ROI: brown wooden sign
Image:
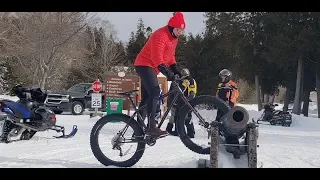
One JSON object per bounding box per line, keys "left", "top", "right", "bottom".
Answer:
{"left": 138, "top": 76, "right": 169, "bottom": 111}
{"left": 158, "top": 76, "right": 169, "bottom": 111}
{"left": 105, "top": 72, "right": 139, "bottom": 112}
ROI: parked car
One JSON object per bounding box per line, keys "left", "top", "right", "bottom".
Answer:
{"left": 44, "top": 83, "right": 106, "bottom": 115}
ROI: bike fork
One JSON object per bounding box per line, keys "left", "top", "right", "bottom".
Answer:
{"left": 181, "top": 96, "right": 209, "bottom": 129}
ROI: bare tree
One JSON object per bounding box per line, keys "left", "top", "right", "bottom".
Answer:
{"left": 0, "top": 12, "right": 97, "bottom": 89}
{"left": 77, "top": 20, "right": 126, "bottom": 82}
{"left": 255, "top": 74, "right": 263, "bottom": 111}
{"left": 292, "top": 57, "right": 303, "bottom": 115}
{"left": 316, "top": 63, "right": 320, "bottom": 118}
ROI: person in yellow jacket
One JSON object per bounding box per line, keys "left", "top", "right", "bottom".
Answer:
{"left": 166, "top": 68, "right": 197, "bottom": 138}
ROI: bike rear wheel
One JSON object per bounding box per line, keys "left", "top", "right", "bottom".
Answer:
{"left": 176, "top": 95, "right": 230, "bottom": 154}
{"left": 90, "top": 113, "right": 146, "bottom": 167}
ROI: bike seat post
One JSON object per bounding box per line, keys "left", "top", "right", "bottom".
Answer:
{"left": 127, "top": 94, "right": 138, "bottom": 110}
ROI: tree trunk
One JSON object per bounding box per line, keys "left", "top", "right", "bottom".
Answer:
{"left": 299, "top": 61, "right": 305, "bottom": 113}
{"left": 271, "top": 94, "right": 276, "bottom": 104}
{"left": 265, "top": 94, "right": 270, "bottom": 104}
{"left": 32, "top": 65, "right": 39, "bottom": 86}
{"left": 40, "top": 71, "right": 48, "bottom": 89}
{"left": 255, "top": 74, "right": 262, "bottom": 111}
{"left": 283, "top": 87, "right": 291, "bottom": 112}
{"left": 292, "top": 58, "right": 303, "bottom": 115}
{"left": 260, "top": 88, "right": 264, "bottom": 103}
{"left": 316, "top": 64, "right": 320, "bottom": 118}
{"left": 302, "top": 89, "right": 310, "bottom": 117}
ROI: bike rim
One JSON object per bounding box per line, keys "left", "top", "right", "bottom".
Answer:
{"left": 182, "top": 104, "right": 224, "bottom": 149}
{"left": 96, "top": 120, "right": 141, "bottom": 163}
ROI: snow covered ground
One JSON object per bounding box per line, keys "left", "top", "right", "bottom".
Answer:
{"left": 0, "top": 95, "right": 320, "bottom": 168}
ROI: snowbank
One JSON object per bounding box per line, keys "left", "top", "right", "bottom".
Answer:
{"left": 0, "top": 95, "right": 19, "bottom": 102}
{"left": 0, "top": 94, "right": 320, "bottom": 168}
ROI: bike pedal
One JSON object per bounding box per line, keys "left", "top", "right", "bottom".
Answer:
{"left": 159, "top": 134, "right": 169, "bottom": 138}
{"left": 146, "top": 134, "right": 169, "bottom": 139}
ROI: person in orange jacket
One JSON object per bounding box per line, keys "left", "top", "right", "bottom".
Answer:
{"left": 215, "top": 69, "right": 241, "bottom": 158}
{"left": 216, "top": 69, "right": 239, "bottom": 114}
{"left": 134, "top": 12, "right": 186, "bottom": 138}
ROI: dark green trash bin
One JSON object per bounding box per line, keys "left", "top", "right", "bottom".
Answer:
{"left": 106, "top": 98, "right": 123, "bottom": 122}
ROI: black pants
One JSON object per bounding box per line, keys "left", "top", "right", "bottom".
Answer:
{"left": 263, "top": 110, "right": 274, "bottom": 121}
{"left": 135, "top": 66, "right": 160, "bottom": 128}
{"left": 167, "top": 82, "right": 184, "bottom": 123}
{"left": 215, "top": 102, "right": 237, "bottom": 144}
{"left": 167, "top": 83, "right": 194, "bottom": 135}
{"left": 216, "top": 101, "right": 234, "bottom": 122}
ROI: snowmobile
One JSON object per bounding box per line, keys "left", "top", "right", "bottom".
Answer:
{"left": 256, "top": 103, "right": 292, "bottom": 127}
{"left": 0, "top": 85, "right": 78, "bottom": 143}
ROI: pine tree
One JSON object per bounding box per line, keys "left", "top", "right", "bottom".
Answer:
{"left": 146, "top": 26, "right": 152, "bottom": 38}
{"left": 126, "top": 31, "right": 137, "bottom": 64}
{"left": 0, "top": 58, "right": 7, "bottom": 94}
{"left": 0, "top": 57, "right": 21, "bottom": 93}
{"left": 126, "top": 18, "right": 148, "bottom": 67}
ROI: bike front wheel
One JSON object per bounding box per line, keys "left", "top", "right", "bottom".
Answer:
{"left": 90, "top": 113, "right": 146, "bottom": 167}
{"left": 176, "top": 95, "right": 230, "bottom": 154}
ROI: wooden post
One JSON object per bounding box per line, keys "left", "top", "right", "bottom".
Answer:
{"left": 247, "top": 122, "right": 258, "bottom": 168}
{"left": 209, "top": 121, "right": 219, "bottom": 168}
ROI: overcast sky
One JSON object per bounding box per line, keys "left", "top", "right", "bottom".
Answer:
{"left": 98, "top": 12, "right": 206, "bottom": 43}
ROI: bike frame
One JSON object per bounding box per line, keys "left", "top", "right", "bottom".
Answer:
{"left": 109, "top": 78, "right": 210, "bottom": 146}
{"left": 124, "top": 79, "right": 207, "bottom": 131}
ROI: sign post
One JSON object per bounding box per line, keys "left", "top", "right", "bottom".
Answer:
{"left": 92, "top": 79, "right": 102, "bottom": 117}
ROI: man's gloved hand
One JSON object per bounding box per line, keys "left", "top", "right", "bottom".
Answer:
{"left": 166, "top": 72, "right": 176, "bottom": 81}
{"left": 158, "top": 64, "right": 176, "bottom": 81}
{"left": 169, "top": 64, "right": 182, "bottom": 78}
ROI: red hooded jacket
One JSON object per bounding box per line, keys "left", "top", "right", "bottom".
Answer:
{"left": 134, "top": 12, "right": 186, "bottom": 74}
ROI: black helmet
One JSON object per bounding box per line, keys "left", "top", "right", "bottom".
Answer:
{"left": 9, "top": 84, "right": 23, "bottom": 96}
{"left": 181, "top": 68, "right": 190, "bottom": 77}
{"left": 219, "top": 69, "right": 232, "bottom": 82}
{"left": 219, "top": 69, "right": 232, "bottom": 77}
{"left": 9, "top": 84, "right": 29, "bottom": 99}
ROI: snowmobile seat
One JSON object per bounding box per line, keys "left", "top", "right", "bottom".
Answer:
{"left": 2, "top": 100, "right": 32, "bottom": 119}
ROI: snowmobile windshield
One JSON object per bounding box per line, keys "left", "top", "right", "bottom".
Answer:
{"left": 67, "top": 84, "right": 91, "bottom": 93}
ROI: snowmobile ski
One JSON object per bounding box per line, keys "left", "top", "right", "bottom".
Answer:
{"left": 54, "top": 125, "right": 78, "bottom": 139}
{"left": 257, "top": 121, "right": 273, "bottom": 125}
{"left": 2, "top": 125, "right": 78, "bottom": 143}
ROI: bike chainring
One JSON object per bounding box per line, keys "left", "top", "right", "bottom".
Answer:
{"left": 145, "top": 136, "right": 156, "bottom": 146}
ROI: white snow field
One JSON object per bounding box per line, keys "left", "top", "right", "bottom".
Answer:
{"left": 0, "top": 95, "right": 319, "bottom": 168}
